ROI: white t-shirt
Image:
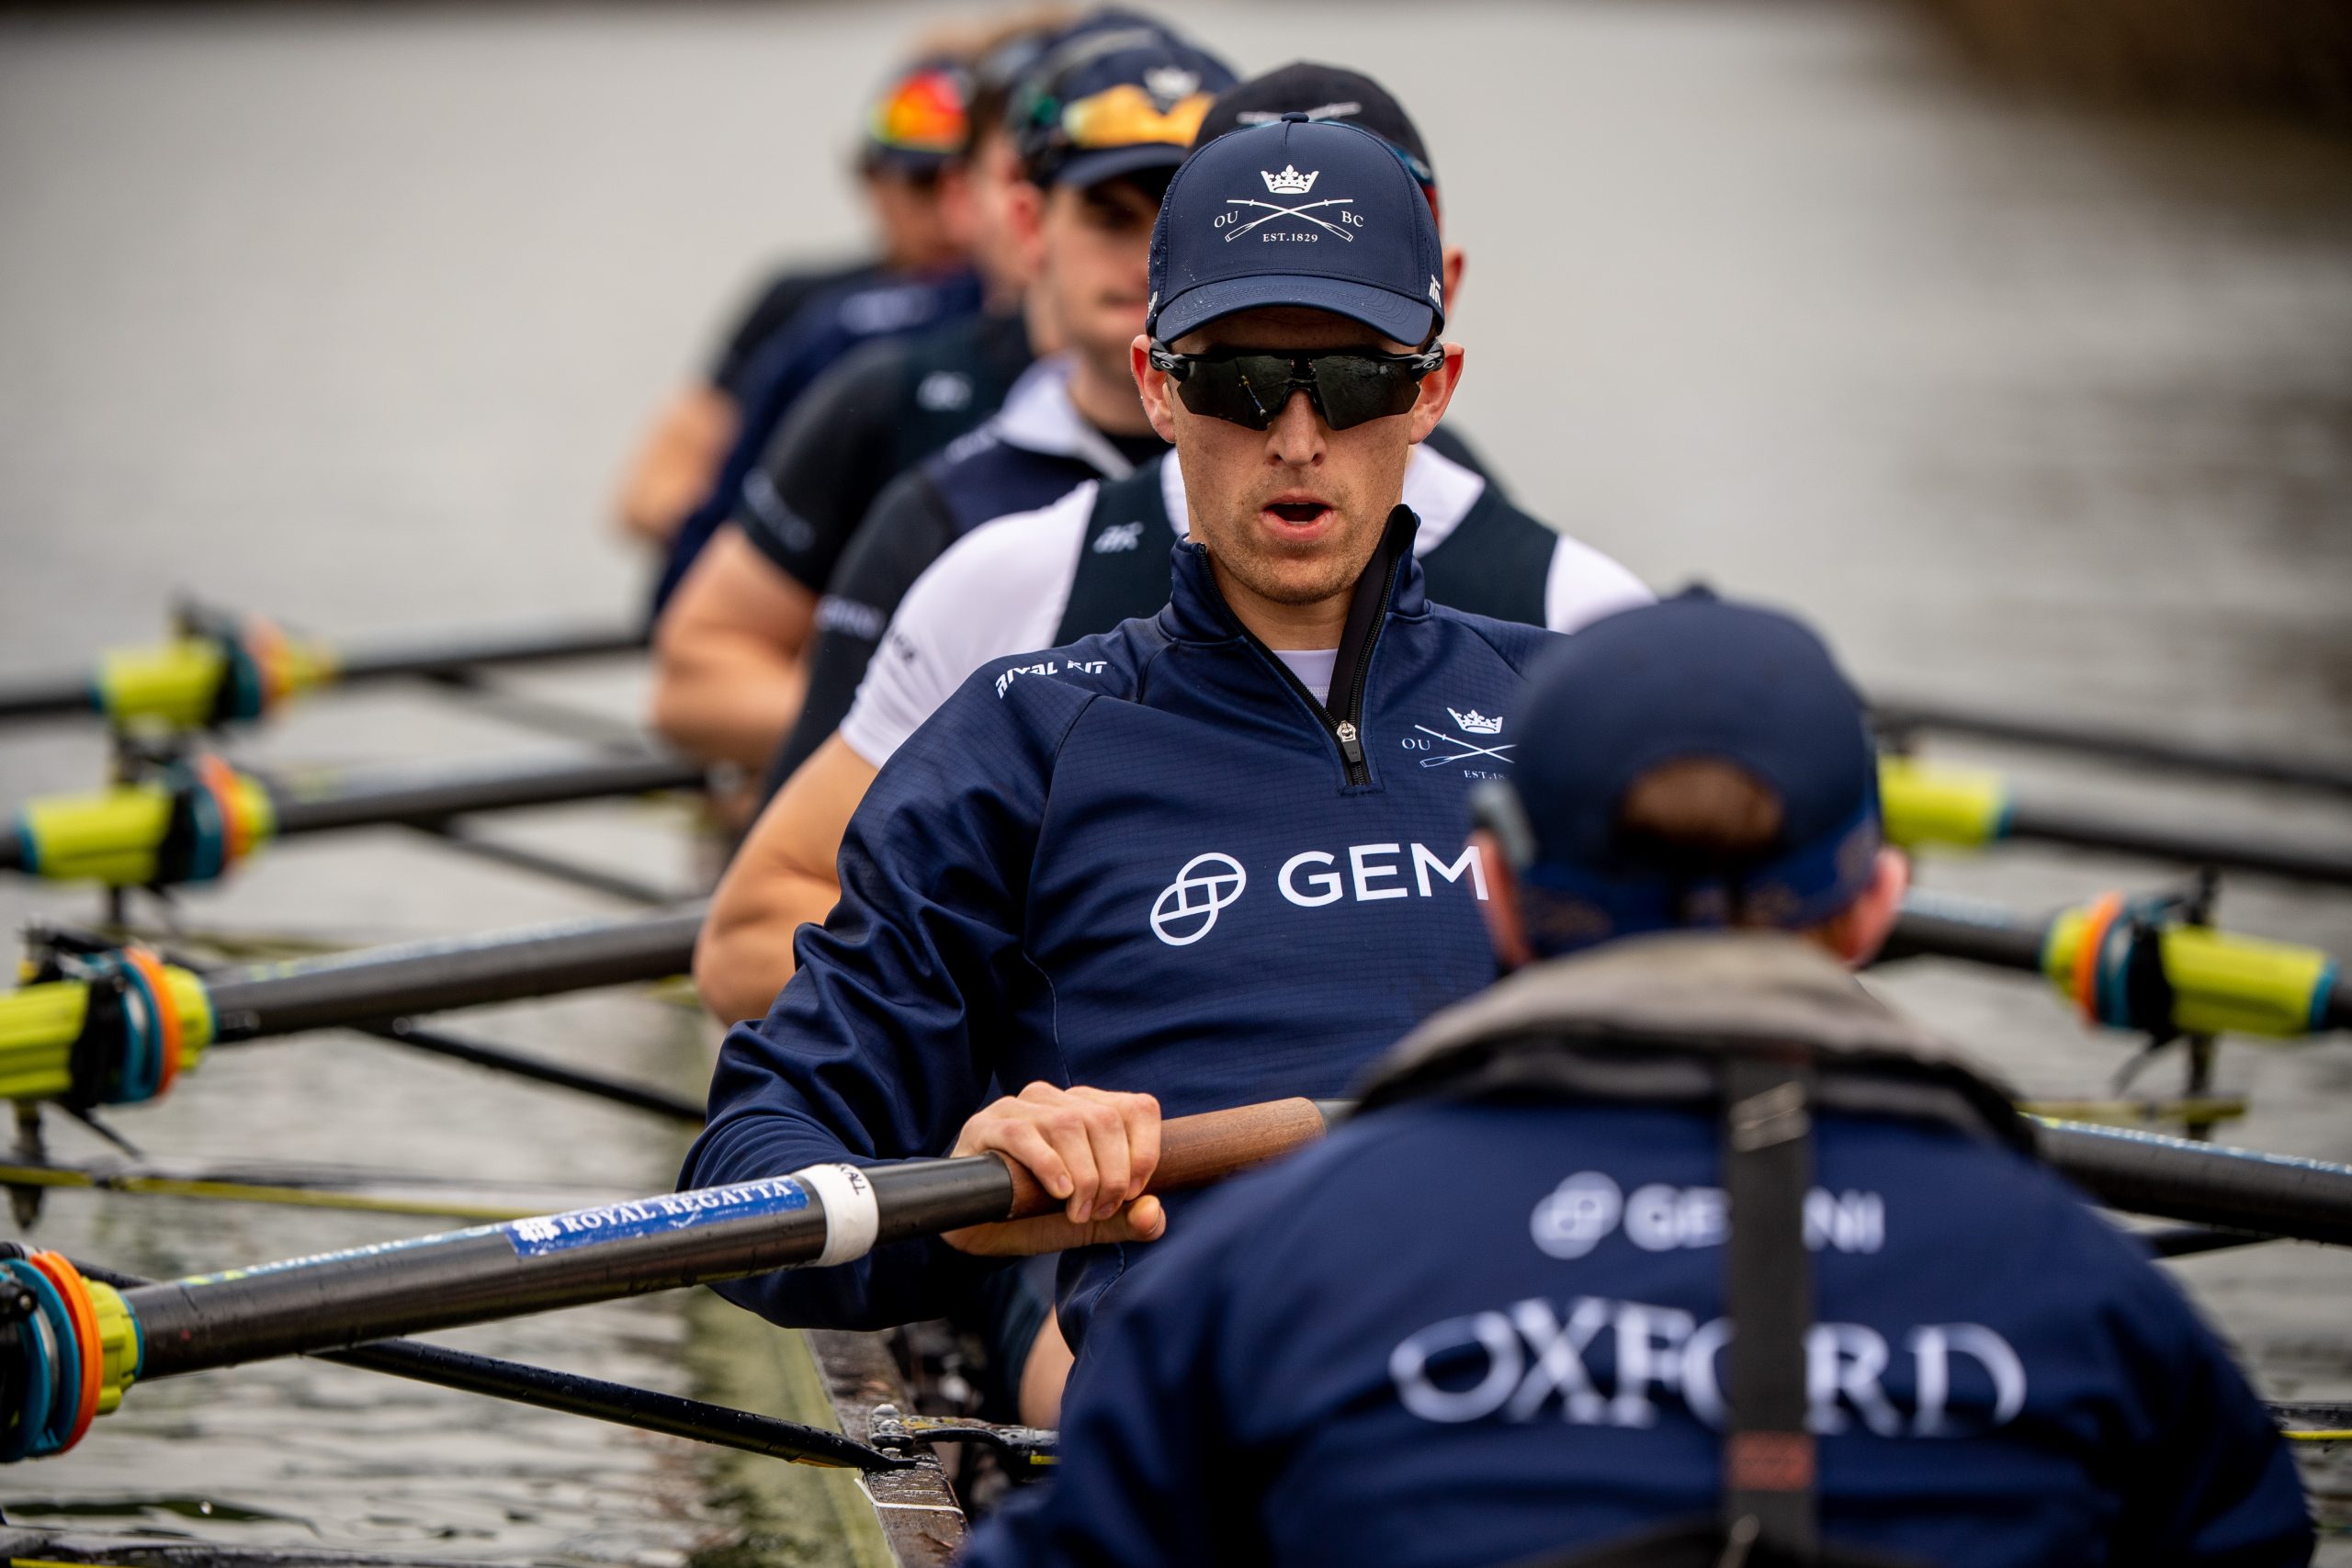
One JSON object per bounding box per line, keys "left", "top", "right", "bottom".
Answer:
{"left": 840, "top": 445, "right": 1651, "bottom": 767}
{"left": 1272, "top": 648, "right": 1340, "bottom": 705}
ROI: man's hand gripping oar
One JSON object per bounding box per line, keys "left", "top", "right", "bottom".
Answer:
{"left": 12, "top": 1093, "right": 2352, "bottom": 1462}
{"left": 941, "top": 1083, "right": 1171, "bottom": 1254}
{"left": 0, "top": 1097, "right": 1335, "bottom": 1461}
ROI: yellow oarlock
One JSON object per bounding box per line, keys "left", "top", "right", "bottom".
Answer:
{"left": 0, "top": 966, "right": 213, "bottom": 1103}
{"left": 2041, "top": 900, "right": 2339, "bottom": 1040}
{"left": 13, "top": 769, "right": 276, "bottom": 887}
{"left": 1877, "top": 756, "right": 2014, "bottom": 852}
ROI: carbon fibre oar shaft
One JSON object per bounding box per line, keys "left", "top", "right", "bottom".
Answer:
{"left": 118, "top": 1100, "right": 1333, "bottom": 1381}
{"left": 204, "top": 905, "right": 706, "bottom": 1041}
{"left": 0, "top": 620, "right": 645, "bottom": 728}
{"left": 356, "top": 1019, "right": 704, "bottom": 1123}
{"left": 65, "top": 1258, "right": 899, "bottom": 1472}
{"left": 1871, "top": 698, "right": 2352, "bottom": 799}
{"left": 2000, "top": 801, "right": 2352, "bottom": 888}
{"left": 0, "top": 906, "right": 703, "bottom": 1107}
{"left": 13, "top": 1097, "right": 2351, "bottom": 1461}
{"left": 323, "top": 624, "right": 647, "bottom": 685}
{"left": 1879, "top": 758, "right": 2352, "bottom": 889}
{"left": 1881, "top": 899, "right": 2047, "bottom": 973}
{"left": 269, "top": 752, "right": 702, "bottom": 834}
{"left": 2039, "top": 1122, "right": 2352, "bottom": 1245}
{"left": 1, "top": 749, "right": 704, "bottom": 886}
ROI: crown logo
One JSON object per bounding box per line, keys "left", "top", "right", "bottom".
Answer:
{"left": 1261, "top": 164, "right": 1318, "bottom": 196}
{"left": 1448, "top": 707, "right": 1503, "bottom": 736}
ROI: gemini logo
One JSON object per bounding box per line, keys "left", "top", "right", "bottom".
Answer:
{"left": 1148, "top": 842, "right": 1485, "bottom": 947}
{"left": 1150, "top": 852, "right": 1248, "bottom": 946}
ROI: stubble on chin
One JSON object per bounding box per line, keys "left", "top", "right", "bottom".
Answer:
{"left": 1208, "top": 504, "right": 1385, "bottom": 608}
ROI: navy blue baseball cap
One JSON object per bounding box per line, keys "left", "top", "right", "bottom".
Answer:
{"left": 1474, "top": 592, "right": 1883, "bottom": 953}
{"left": 1148, "top": 116, "right": 1447, "bottom": 347}
{"left": 1014, "top": 30, "right": 1236, "bottom": 190}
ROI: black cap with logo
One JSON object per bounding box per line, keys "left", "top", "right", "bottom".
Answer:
{"left": 1190, "top": 62, "right": 1438, "bottom": 196}
{"left": 1148, "top": 116, "right": 1446, "bottom": 347}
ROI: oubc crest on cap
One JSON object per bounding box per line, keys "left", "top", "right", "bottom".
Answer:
{"left": 1148, "top": 117, "right": 1445, "bottom": 346}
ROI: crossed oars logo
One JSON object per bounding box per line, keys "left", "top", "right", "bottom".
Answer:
{"left": 1412, "top": 724, "right": 1516, "bottom": 770}
{"left": 1222, "top": 197, "right": 1358, "bottom": 243}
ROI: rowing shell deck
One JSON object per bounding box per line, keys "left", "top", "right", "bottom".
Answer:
{"left": 807, "top": 1328, "right": 970, "bottom": 1567}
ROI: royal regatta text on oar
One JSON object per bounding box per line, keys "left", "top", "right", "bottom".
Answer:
{"left": 0, "top": 1098, "right": 1334, "bottom": 1459}
{"left": 0, "top": 610, "right": 644, "bottom": 731}
{"left": 7, "top": 1095, "right": 2351, "bottom": 1461}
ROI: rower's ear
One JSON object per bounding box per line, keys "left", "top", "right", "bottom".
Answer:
{"left": 1408, "top": 344, "right": 1464, "bottom": 446}
{"left": 1825, "top": 846, "right": 1911, "bottom": 969}
{"left": 1132, "top": 334, "right": 1182, "bottom": 443}
{"left": 1473, "top": 830, "right": 1535, "bottom": 971}
{"left": 1006, "top": 179, "right": 1049, "bottom": 281}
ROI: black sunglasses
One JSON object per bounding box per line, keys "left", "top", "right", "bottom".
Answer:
{"left": 1148, "top": 344, "right": 1444, "bottom": 433}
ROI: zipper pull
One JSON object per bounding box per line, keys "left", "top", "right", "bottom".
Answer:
{"left": 1334, "top": 720, "right": 1365, "bottom": 769}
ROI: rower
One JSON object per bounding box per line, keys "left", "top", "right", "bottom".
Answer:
{"left": 691, "top": 64, "right": 1650, "bottom": 1023}
{"left": 648, "top": 15, "right": 1224, "bottom": 773}
{"left": 680, "top": 116, "right": 1569, "bottom": 1421}
{"left": 959, "top": 594, "right": 2314, "bottom": 1567}
{"left": 614, "top": 45, "right": 976, "bottom": 564}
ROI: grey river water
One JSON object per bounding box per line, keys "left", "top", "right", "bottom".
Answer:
{"left": 2, "top": 1, "right": 2349, "bottom": 1560}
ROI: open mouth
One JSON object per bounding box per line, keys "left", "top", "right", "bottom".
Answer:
{"left": 1267, "top": 501, "right": 1330, "bottom": 526}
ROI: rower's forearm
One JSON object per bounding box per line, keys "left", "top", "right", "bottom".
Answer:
{"left": 648, "top": 645, "right": 808, "bottom": 773}
{"left": 694, "top": 874, "right": 836, "bottom": 1021}
{"left": 616, "top": 386, "right": 736, "bottom": 545}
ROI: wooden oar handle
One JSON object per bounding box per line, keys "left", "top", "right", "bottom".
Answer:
{"left": 1000, "top": 1097, "right": 1332, "bottom": 1221}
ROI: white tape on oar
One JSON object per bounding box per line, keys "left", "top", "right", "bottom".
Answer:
{"left": 794, "top": 1163, "right": 880, "bottom": 1267}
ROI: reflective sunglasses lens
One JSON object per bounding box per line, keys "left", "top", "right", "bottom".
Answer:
{"left": 1168, "top": 353, "right": 1430, "bottom": 432}
{"left": 1230, "top": 355, "right": 1304, "bottom": 423}
{"left": 1308, "top": 356, "right": 1423, "bottom": 431}
{"left": 1176, "top": 355, "right": 1290, "bottom": 430}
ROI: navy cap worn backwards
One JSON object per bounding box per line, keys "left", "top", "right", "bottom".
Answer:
{"left": 1480, "top": 592, "right": 1882, "bottom": 952}
{"left": 1148, "top": 116, "right": 1446, "bottom": 347}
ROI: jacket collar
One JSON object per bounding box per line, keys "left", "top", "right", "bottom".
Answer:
{"left": 1159, "top": 503, "right": 1430, "bottom": 646}
{"left": 1357, "top": 931, "right": 2030, "bottom": 1148}
{"left": 991, "top": 355, "right": 1145, "bottom": 479}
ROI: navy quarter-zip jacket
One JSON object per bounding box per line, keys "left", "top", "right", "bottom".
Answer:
{"left": 682, "top": 513, "right": 1554, "bottom": 1345}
